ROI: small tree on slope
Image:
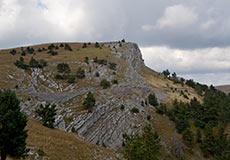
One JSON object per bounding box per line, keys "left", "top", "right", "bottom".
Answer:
{"left": 0, "top": 90, "right": 28, "bottom": 160}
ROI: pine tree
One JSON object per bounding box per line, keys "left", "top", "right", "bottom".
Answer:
{"left": 0, "top": 90, "right": 28, "bottom": 160}
{"left": 83, "top": 92, "right": 96, "bottom": 110}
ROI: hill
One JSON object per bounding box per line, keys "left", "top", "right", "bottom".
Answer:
{"left": 216, "top": 85, "right": 230, "bottom": 94}
{"left": 0, "top": 41, "right": 209, "bottom": 160}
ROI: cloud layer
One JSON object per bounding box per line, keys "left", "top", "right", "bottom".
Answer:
{"left": 1, "top": 0, "right": 230, "bottom": 85}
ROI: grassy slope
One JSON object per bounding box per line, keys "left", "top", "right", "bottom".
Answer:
{"left": 1, "top": 42, "right": 205, "bottom": 160}
{"left": 8, "top": 118, "right": 116, "bottom": 160}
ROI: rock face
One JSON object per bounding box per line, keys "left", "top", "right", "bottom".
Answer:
{"left": 16, "top": 42, "right": 168, "bottom": 151}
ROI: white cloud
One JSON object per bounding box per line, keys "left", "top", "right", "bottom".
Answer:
{"left": 140, "top": 46, "right": 230, "bottom": 85}
{"left": 201, "top": 20, "right": 216, "bottom": 30}
{"left": 156, "top": 4, "right": 198, "bottom": 29}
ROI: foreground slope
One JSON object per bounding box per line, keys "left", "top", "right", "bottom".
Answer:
{"left": 1, "top": 42, "right": 204, "bottom": 159}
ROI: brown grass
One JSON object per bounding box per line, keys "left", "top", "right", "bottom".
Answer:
{"left": 7, "top": 118, "right": 116, "bottom": 160}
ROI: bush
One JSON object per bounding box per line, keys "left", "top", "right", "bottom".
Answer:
{"left": 95, "top": 72, "right": 100, "bottom": 77}
{"left": 35, "top": 103, "right": 56, "bottom": 128}
{"left": 100, "top": 79, "right": 111, "bottom": 89}
{"left": 64, "top": 43, "right": 72, "bottom": 51}
{"left": 95, "top": 42, "right": 100, "bottom": 48}
{"left": 83, "top": 92, "right": 96, "bottom": 110}
{"left": 148, "top": 93, "right": 158, "bottom": 106}
{"left": 82, "top": 43, "right": 87, "bottom": 48}
{"left": 120, "top": 105, "right": 125, "bottom": 110}
{"left": 26, "top": 47, "right": 35, "bottom": 54}
{"left": 47, "top": 50, "right": 58, "bottom": 56}
{"left": 76, "top": 68, "right": 85, "bottom": 79}
{"left": 84, "top": 57, "right": 89, "bottom": 64}
{"left": 9, "top": 49, "right": 17, "bottom": 55}
{"left": 112, "top": 79, "right": 118, "bottom": 84}
{"left": 156, "top": 103, "right": 167, "bottom": 115}
{"left": 109, "top": 62, "right": 117, "bottom": 70}
{"left": 55, "top": 74, "right": 71, "bottom": 80}
{"left": 121, "top": 39, "right": 125, "bottom": 43}
{"left": 14, "top": 57, "right": 29, "bottom": 70}
{"left": 147, "top": 115, "right": 151, "bottom": 121}
{"left": 48, "top": 44, "right": 55, "bottom": 50}
{"left": 123, "top": 124, "right": 161, "bottom": 160}
{"left": 130, "top": 107, "right": 139, "bottom": 114}
{"left": 67, "top": 75, "right": 76, "bottom": 83}
{"left": 57, "top": 63, "right": 71, "bottom": 73}
{"left": 60, "top": 43, "right": 64, "bottom": 47}
{"left": 182, "top": 129, "right": 195, "bottom": 148}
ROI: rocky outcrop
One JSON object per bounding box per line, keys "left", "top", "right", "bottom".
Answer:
{"left": 15, "top": 42, "right": 168, "bottom": 151}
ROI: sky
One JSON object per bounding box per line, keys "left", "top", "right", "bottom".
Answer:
{"left": 0, "top": 0, "right": 230, "bottom": 85}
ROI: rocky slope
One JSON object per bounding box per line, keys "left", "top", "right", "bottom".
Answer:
{"left": 0, "top": 42, "right": 203, "bottom": 159}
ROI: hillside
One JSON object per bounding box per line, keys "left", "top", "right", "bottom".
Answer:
{"left": 216, "top": 85, "right": 230, "bottom": 94}
{"left": 0, "top": 41, "right": 206, "bottom": 160}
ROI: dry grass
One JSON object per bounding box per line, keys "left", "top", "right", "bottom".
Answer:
{"left": 7, "top": 118, "right": 116, "bottom": 160}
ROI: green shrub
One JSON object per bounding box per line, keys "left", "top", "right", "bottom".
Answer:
{"left": 67, "top": 75, "right": 76, "bottom": 83}
{"left": 9, "top": 49, "right": 17, "bottom": 55}
{"left": 147, "top": 115, "right": 151, "bottom": 121}
{"left": 48, "top": 44, "right": 55, "bottom": 50}
{"left": 60, "top": 43, "right": 64, "bottom": 47}
{"left": 47, "top": 50, "right": 58, "bottom": 55}
{"left": 82, "top": 43, "right": 87, "bottom": 48}
{"left": 182, "top": 129, "right": 195, "bottom": 148}
{"left": 35, "top": 104, "right": 56, "bottom": 128}
{"left": 83, "top": 92, "right": 96, "bottom": 110}
{"left": 156, "top": 103, "right": 167, "bottom": 115}
{"left": 112, "top": 79, "right": 118, "bottom": 84}
{"left": 76, "top": 68, "right": 85, "bottom": 79}
{"left": 130, "top": 107, "right": 139, "bottom": 114}
{"left": 123, "top": 124, "right": 161, "bottom": 160}
{"left": 100, "top": 79, "right": 111, "bottom": 89}
{"left": 64, "top": 43, "right": 73, "bottom": 51}
{"left": 37, "top": 148, "right": 45, "bottom": 157}
{"left": 109, "top": 62, "right": 117, "bottom": 70}
{"left": 57, "top": 63, "right": 71, "bottom": 73}
{"left": 95, "top": 72, "right": 100, "bottom": 77}
{"left": 84, "top": 57, "right": 89, "bottom": 64}
{"left": 95, "top": 42, "right": 100, "bottom": 48}
{"left": 120, "top": 105, "right": 125, "bottom": 110}
{"left": 148, "top": 93, "right": 158, "bottom": 106}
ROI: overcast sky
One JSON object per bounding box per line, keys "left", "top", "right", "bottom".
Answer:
{"left": 1, "top": 0, "right": 230, "bottom": 85}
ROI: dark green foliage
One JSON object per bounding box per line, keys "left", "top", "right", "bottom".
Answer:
{"left": 98, "top": 59, "right": 107, "bottom": 65}
{"left": 37, "top": 48, "right": 43, "bottom": 52}
{"left": 35, "top": 103, "right": 56, "bottom": 128}
{"left": 196, "top": 128, "right": 202, "bottom": 143}
{"left": 121, "top": 39, "right": 125, "bottom": 43}
{"left": 29, "top": 57, "right": 39, "bottom": 68}
{"left": 182, "top": 129, "right": 195, "bottom": 147}
{"left": 67, "top": 75, "right": 76, "bottom": 83}
{"left": 120, "top": 105, "right": 125, "bottom": 110}
{"left": 88, "top": 42, "right": 91, "bottom": 45}
{"left": 55, "top": 74, "right": 71, "bottom": 80}
{"left": 82, "top": 43, "right": 87, "bottom": 48}
{"left": 14, "top": 57, "right": 29, "bottom": 70}
{"left": 162, "top": 69, "right": 170, "bottom": 77}
{"left": 48, "top": 44, "right": 55, "bottom": 50}
{"left": 147, "top": 115, "right": 151, "bottom": 121}
{"left": 57, "top": 63, "right": 71, "bottom": 73}
{"left": 167, "top": 100, "right": 190, "bottom": 133}
{"left": 84, "top": 57, "right": 89, "bottom": 64}
{"left": 0, "top": 90, "right": 28, "bottom": 160}
{"left": 100, "top": 79, "right": 111, "bottom": 89}
{"left": 156, "top": 103, "right": 167, "bottom": 115}
{"left": 93, "top": 56, "right": 98, "bottom": 63}
{"left": 83, "top": 92, "right": 96, "bottom": 110}
{"left": 60, "top": 43, "right": 64, "bottom": 47}
{"left": 185, "top": 79, "right": 196, "bottom": 88}
{"left": 37, "top": 148, "right": 45, "bottom": 157}
{"left": 47, "top": 49, "right": 58, "bottom": 56}
{"left": 26, "top": 47, "right": 34, "bottom": 54}
{"left": 109, "top": 62, "right": 117, "bottom": 70}
{"left": 123, "top": 124, "right": 161, "bottom": 160}
{"left": 148, "top": 93, "right": 158, "bottom": 106}
{"left": 112, "top": 79, "right": 118, "bottom": 84}
{"left": 29, "top": 57, "right": 47, "bottom": 68}
{"left": 76, "top": 68, "right": 85, "bottom": 79}
{"left": 200, "top": 125, "right": 217, "bottom": 157}
{"left": 95, "top": 42, "right": 100, "bottom": 48}
{"left": 64, "top": 43, "right": 73, "bottom": 51}
{"left": 9, "top": 49, "right": 17, "bottom": 55}
{"left": 95, "top": 72, "right": 100, "bottom": 77}
{"left": 130, "top": 107, "right": 139, "bottom": 114}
